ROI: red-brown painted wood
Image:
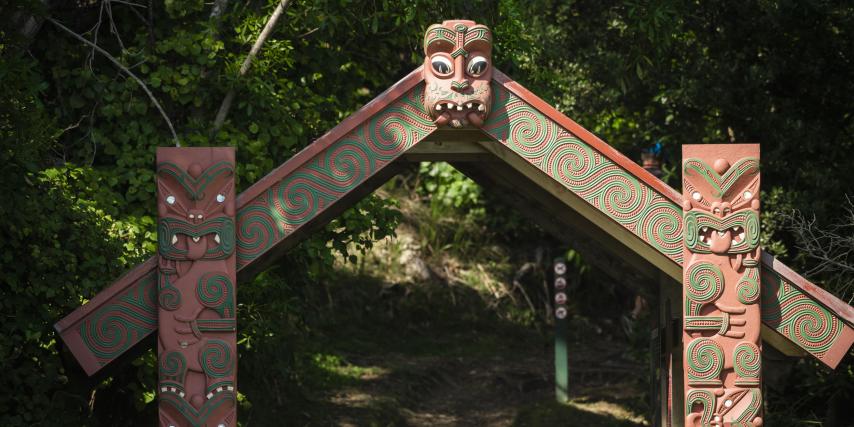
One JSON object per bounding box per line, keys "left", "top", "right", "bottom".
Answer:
{"left": 682, "top": 144, "right": 762, "bottom": 426}
{"left": 55, "top": 68, "right": 854, "bottom": 376}
{"left": 156, "top": 147, "right": 237, "bottom": 426}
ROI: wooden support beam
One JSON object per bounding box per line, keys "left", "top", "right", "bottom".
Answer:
{"left": 156, "top": 147, "right": 237, "bottom": 426}
{"left": 682, "top": 144, "right": 762, "bottom": 426}
{"left": 450, "top": 160, "right": 658, "bottom": 291}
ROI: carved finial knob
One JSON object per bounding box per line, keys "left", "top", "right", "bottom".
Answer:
{"left": 713, "top": 158, "right": 730, "bottom": 174}
{"left": 188, "top": 163, "right": 203, "bottom": 178}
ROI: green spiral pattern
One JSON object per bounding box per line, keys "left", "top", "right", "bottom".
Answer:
{"left": 734, "top": 342, "right": 761, "bottom": 384}
{"left": 235, "top": 85, "right": 435, "bottom": 268}
{"left": 737, "top": 266, "right": 760, "bottom": 304}
{"left": 483, "top": 85, "right": 684, "bottom": 263}
{"left": 200, "top": 339, "right": 233, "bottom": 379}
{"left": 196, "top": 273, "right": 234, "bottom": 318}
{"left": 79, "top": 271, "right": 158, "bottom": 364}
{"left": 236, "top": 202, "right": 278, "bottom": 266}
{"left": 685, "top": 261, "right": 724, "bottom": 305}
{"left": 158, "top": 273, "right": 181, "bottom": 311}
{"left": 686, "top": 337, "right": 723, "bottom": 386}
{"left": 158, "top": 351, "right": 187, "bottom": 383}
{"left": 762, "top": 269, "right": 842, "bottom": 359}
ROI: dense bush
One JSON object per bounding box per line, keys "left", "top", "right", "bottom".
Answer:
{"left": 1, "top": 0, "right": 852, "bottom": 424}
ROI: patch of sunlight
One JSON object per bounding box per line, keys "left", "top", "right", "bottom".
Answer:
{"left": 312, "top": 353, "right": 390, "bottom": 381}
{"left": 569, "top": 399, "right": 649, "bottom": 426}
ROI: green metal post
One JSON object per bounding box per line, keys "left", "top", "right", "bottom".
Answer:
{"left": 553, "top": 258, "right": 569, "bottom": 403}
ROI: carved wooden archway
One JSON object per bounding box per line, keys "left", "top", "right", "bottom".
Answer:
{"left": 55, "top": 20, "right": 854, "bottom": 427}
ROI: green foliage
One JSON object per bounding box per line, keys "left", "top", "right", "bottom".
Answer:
{"left": 0, "top": 48, "right": 134, "bottom": 425}
{"left": 2, "top": 0, "right": 853, "bottom": 424}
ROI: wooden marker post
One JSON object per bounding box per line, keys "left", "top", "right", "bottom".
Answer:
{"left": 681, "top": 144, "right": 762, "bottom": 426}
{"left": 553, "top": 257, "right": 570, "bottom": 403}
{"left": 156, "top": 147, "right": 238, "bottom": 426}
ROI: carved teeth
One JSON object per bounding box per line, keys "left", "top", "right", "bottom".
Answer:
{"left": 466, "top": 103, "right": 473, "bottom": 109}
{"left": 435, "top": 104, "right": 442, "bottom": 111}
{"left": 738, "top": 231, "right": 745, "bottom": 241}
{"left": 214, "top": 234, "right": 220, "bottom": 244}
{"left": 701, "top": 226, "right": 708, "bottom": 233}
{"left": 699, "top": 234, "right": 706, "bottom": 243}
{"left": 171, "top": 235, "right": 178, "bottom": 245}
{"left": 456, "top": 105, "right": 463, "bottom": 111}
{"left": 717, "top": 230, "right": 726, "bottom": 237}
{"left": 478, "top": 104, "right": 485, "bottom": 111}
{"left": 192, "top": 236, "right": 201, "bottom": 243}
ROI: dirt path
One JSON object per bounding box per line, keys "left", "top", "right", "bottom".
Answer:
{"left": 310, "top": 330, "right": 650, "bottom": 426}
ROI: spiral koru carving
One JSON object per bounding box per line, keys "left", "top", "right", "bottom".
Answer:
{"left": 236, "top": 199, "right": 278, "bottom": 268}
{"left": 762, "top": 270, "right": 842, "bottom": 359}
{"left": 235, "top": 85, "right": 435, "bottom": 267}
{"left": 158, "top": 273, "right": 181, "bottom": 311}
{"left": 734, "top": 342, "right": 761, "bottom": 386}
{"left": 483, "top": 85, "right": 684, "bottom": 264}
{"left": 737, "top": 266, "right": 760, "bottom": 305}
{"left": 79, "top": 271, "right": 158, "bottom": 364}
{"left": 200, "top": 339, "right": 234, "bottom": 379}
{"left": 685, "top": 262, "right": 724, "bottom": 305}
{"left": 686, "top": 337, "right": 724, "bottom": 386}
{"left": 158, "top": 351, "right": 187, "bottom": 384}
{"left": 197, "top": 272, "right": 234, "bottom": 318}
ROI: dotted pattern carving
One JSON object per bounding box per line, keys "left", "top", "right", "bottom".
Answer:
{"left": 69, "top": 74, "right": 847, "bottom": 376}
{"left": 235, "top": 85, "right": 435, "bottom": 268}
{"left": 156, "top": 148, "right": 237, "bottom": 427}
{"left": 682, "top": 148, "right": 763, "bottom": 427}
{"left": 482, "top": 85, "right": 684, "bottom": 263}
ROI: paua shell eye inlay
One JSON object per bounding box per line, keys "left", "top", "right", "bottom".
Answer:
{"left": 431, "top": 56, "right": 452, "bottom": 75}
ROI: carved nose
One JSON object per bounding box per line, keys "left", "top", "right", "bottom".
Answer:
{"left": 187, "top": 209, "right": 205, "bottom": 223}
{"left": 451, "top": 80, "right": 470, "bottom": 92}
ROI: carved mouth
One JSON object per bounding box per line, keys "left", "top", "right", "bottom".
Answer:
{"left": 432, "top": 101, "right": 487, "bottom": 128}
{"left": 698, "top": 226, "right": 744, "bottom": 245}
{"left": 434, "top": 101, "right": 486, "bottom": 113}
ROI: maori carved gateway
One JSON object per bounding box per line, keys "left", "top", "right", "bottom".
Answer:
{"left": 682, "top": 145, "right": 762, "bottom": 426}
{"left": 53, "top": 20, "right": 854, "bottom": 424}
{"left": 157, "top": 148, "right": 237, "bottom": 426}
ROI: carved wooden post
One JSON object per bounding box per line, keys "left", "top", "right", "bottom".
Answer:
{"left": 682, "top": 144, "right": 762, "bottom": 426}
{"left": 156, "top": 148, "right": 237, "bottom": 427}
{"left": 552, "top": 257, "right": 570, "bottom": 403}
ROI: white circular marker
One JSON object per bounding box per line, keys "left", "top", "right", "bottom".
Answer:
{"left": 166, "top": 195, "right": 175, "bottom": 205}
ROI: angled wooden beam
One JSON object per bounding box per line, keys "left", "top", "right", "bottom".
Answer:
{"left": 487, "top": 70, "right": 854, "bottom": 368}
{"left": 56, "top": 67, "right": 854, "bottom": 377}
{"left": 55, "top": 67, "right": 436, "bottom": 376}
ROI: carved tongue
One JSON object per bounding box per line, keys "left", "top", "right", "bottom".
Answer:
{"left": 467, "top": 111, "right": 483, "bottom": 127}
{"left": 187, "top": 235, "right": 206, "bottom": 260}
{"left": 709, "top": 229, "right": 732, "bottom": 254}
{"left": 434, "top": 112, "right": 450, "bottom": 126}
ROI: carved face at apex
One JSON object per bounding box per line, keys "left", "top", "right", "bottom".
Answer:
{"left": 423, "top": 20, "right": 493, "bottom": 128}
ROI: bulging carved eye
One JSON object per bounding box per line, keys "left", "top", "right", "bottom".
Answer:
{"left": 431, "top": 56, "right": 452, "bottom": 75}
{"left": 467, "top": 56, "right": 488, "bottom": 76}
